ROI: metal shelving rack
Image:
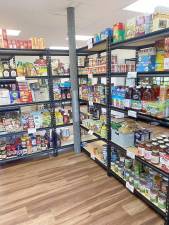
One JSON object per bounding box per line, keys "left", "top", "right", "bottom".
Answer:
{"left": 77, "top": 28, "right": 169, "bottom": 225}
{"left": 0, "top": 48, "right": 73, "bottom": 164}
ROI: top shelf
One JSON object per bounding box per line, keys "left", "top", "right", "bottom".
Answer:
{"left": 77, "top": 28, "right": 169, "bottom": 53}
{"left": 0, "top": 48, "right": 70, "bottom": 57}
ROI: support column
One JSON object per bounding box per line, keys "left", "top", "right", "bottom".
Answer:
{"left": 67, "top": 7, "right": 81, "bottom": 153}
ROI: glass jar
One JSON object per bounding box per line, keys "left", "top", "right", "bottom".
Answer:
{"left": 140, "top": 178, "right": 146, "bottom": 194}
{"left": 150, "top": 189, "right": 158, "bottom": 203}
{"left": 160, "top": 135, "right": 167, "bottom": 139}
{"left": 134, "top": 176, "right": 139, "bottom": 189}
{"left": 125, "top": 158, "right": 132, "bottom": 169}
{"left": 158, "top": 192, "right": 166, "bottom": 210}
{"left": 144, "top": 144, "right": 152, "bottom": 161}
{"left": 151, "top": 138, "right": 157, "bottom": 142}
{"left": 151, "top": 142, "right": 159, "bottom": 153}
{"left": 163, "top": 138, "right": 169, "bottom": 144}
{"left": 157, "top": 140, "right": 165, "bottom": 145}
{"left": 156, "top": 136, "right": 163, "bottom": 141}
{"left": 138, "top": 142, "right": 145, "bottom": 157}
{"left": 151, "top": 151, "right": 160, "bottom": 165}
{"left": 125, "top": 169, "right": 130, "bottom": 182}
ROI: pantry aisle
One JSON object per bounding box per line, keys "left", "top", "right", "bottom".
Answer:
{"left": 0, "top": 152, "right": 164, "bottom": 225}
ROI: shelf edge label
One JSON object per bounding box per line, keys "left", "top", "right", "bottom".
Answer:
{"left": 127, "top": 72, "right": 137, "bottom": 78}
{"left": 89, "top": 101, "right": 93, "bottom": 106}
{"left": 16, "top": 76, "right": 26, "bottom": 82}
{"left": 126, "top": 182, "right": 134, "bottom": 193}
{"left": 88, "top": 130, "right": 94, "bottom": 135}
{"left": 91, "top": 154, "right": 95, "bottom": 160}
{"left": 127, "top": 150, "right": 135, "bottom": 160}
{"left": 87, "top": 38, "right": 93, "bottom": 49}
{"left": 28, "top": 128, "right": 37, "bottom": 134}
{"left": 128, "top": 110, "right": 137, "bottom": 118}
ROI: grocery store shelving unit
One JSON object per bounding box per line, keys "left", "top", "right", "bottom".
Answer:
{"left": 77, "top": 28, "right": 169, "bottom": 225}
{"left": 0, "top": 48, "right": 74, "bottom": 165}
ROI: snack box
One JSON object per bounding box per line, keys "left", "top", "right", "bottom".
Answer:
{"left": 136, "top": 16, "right": 145, "bottom": 36}
{"left": 113, "top": 23, "right": 125, "bottom": 43}
{"left": 0, "top": 29, "right": 8, "bottom": 48}
{"left": 125, "top": 17, "right": 136, "bottom": 39}
{"left": 152, "top": 12, "right": 169, "bottom": 31}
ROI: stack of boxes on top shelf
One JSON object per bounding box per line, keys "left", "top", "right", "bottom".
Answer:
{"left": 0, "top": 28, "right": 45, "bottom": 49}
{"left": 89, "top": 10, "right": 169, "bottom": 45}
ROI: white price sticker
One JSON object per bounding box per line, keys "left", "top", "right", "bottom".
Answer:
{"left": 127, "top": 72, "right": 137, "bottom": 78}
{"left": 28, "top": 128, "right": 37, "bottom": 134}
{"left": 87, "top": 38, "right": 93, "bottom": 49}
{"left": 127, "top": 150, "right": 135, "bottom": 160}
{"left": 126, "top": 182, "right": 134, "bottom": 193}
{"left": 16, "top": 76, "right": 26, "bottom": 82}
{"left": 128, "top": 110, "right": 137, "bottom": 118}
{"left": 88, "top": 130, "right": 94, "bottom": 135}
{"left": 91, "top": 154, "right": 95, "bottom": 160}
{"left": 89, "top": 101, "right": 93, "bottom": 106}
{"left": 88, "top": 73, "right": 93, "bottom": 79}
{"left": 164, "top": 58, "right": 169, "bottom": 70}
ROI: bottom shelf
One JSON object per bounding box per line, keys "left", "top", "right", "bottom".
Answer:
{"left": 0, "top": 148, "right": 55, "bottom": 164}
{"left": 109, "top": 169, "right": 166, "bottom": 218}
{"left": 82, "top": 147, "right": 107, "bottom": 171}
{"left": 0, "top": 144, "right": 74, "bottom": 164}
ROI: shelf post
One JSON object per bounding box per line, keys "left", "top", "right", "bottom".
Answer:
{"left": 106, "top": 36, "right": 112, "bottom": 176}
{"left": 67, "top": 7, "right": 81, "bottom": 153}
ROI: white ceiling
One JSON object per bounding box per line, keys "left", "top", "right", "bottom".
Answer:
{"left": 0, "top": 0, "right": 140, "bottom": 48}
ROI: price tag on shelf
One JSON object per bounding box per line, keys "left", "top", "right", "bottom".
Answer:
{"left": 16, "top": 76, "right": 26, "bottom": 82}
{"left": 28, "top": 128, "right": 37, "bottom": 134}
{"left": 91, "top": 154, "right": 95, "bottom": 160}
{"left": 126, "top": 182, "right": 134, "bottom": 193}
{"left": 87, "top": 38, "right": 93, "bottom": 49}
{"left": 128, "top": 110, "right": 137, "bottom": 118}
{"left": 89, "top": 101, "right": 93, "bottom": 106}
{"left": 127, "top": 150, "right": 135, "bottom": 160}
{"left": 127, "top": 72, "right": 137, "bottom": 78}
{"left": 88, "top": 130, "right": 94, "bottom": 135}
{"left": 88, "top": 73, "right": 93, "bottom": 79}
{"left": 164, "top": 58, "right": 169, "bottom": 70}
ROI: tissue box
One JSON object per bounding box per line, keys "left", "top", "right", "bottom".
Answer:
{"left": 111, "top": 128, "right": 134, "bottom": 148}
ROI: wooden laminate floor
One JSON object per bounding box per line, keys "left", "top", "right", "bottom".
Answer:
{"left": 0, "top": 152, "right": 164, "bottom": 225}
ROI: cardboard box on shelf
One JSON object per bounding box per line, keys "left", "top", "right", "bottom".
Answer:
{"left": 152, "top": 12, "right": 169, "bottom": 31}
{"left": 0, "top": 29, "right": 8, "bottom": 48}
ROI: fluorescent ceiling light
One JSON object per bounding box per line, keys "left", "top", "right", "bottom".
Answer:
{"left": 66, "top": 35, "right": 93, "bottom": 41}
{"left": 6, "top": 29, "right": 21, "bottom": 36}
{"left": 124, "top": 0, "right": 169, "bottom": 14}
{"left": 75, "top": 35, "right": 93, "bottom": 41}
{"left": 49, "top": 46, "right": 69, "bottom": 50}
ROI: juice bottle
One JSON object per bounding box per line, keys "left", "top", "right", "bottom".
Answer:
{"left": 124, "top": 86, "right": 133, "bottom": 108}
{"left": 142, "top": 86, "right": 155, "bottom": 101}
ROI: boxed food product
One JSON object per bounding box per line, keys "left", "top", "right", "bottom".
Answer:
{"left": 136, "top": 16, "right": 146, "bottom": 36}
{"left": 152, "top": 12, "right": 169, "bottom": 31}
{"left": 0, "top": 88, "right": 10, "bottom": 105}
{"left": 137, "top": 47, "right": 156, "bottom": 72}
{"left": 94, "top": 33, "right": 101, "bottom": 43}
{"left": 100, "top": 28, "right": 113, "bottom": 41}
{"left": 125, "top": 18, "right": 136, "bottom": 39}
{"left": 142, "top": 100, "right": 169, "bottom": 118}
{"left": 145, "top": 15, "right": 153, "bottom": 34}
{"left": 113, "top": 23, "right": 125, "bottom": 43}
{"left": 0, "top": 29, "right": 8, "bottom": 48}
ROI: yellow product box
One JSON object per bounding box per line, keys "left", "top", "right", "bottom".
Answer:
{"left": 152, "top": 12, "right": 169, "bottom": 32}
{"left": 125, "top": 18, "right": 136, "bottom": 39}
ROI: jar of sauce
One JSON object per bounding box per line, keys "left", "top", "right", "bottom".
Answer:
{"left": 151, "top": 151, "right": 160, "bottom": 165}
{"left": 152, "top": 142, "right": 159, "bottom": 153}
{"left": 156, "top": 136, "right": 163, "bottom": 141}
{"left": 138, "top": 142, "right": 145, "bottom": 157}
{"left": 144, "top": 144, "right": 152, "bottom": 161}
